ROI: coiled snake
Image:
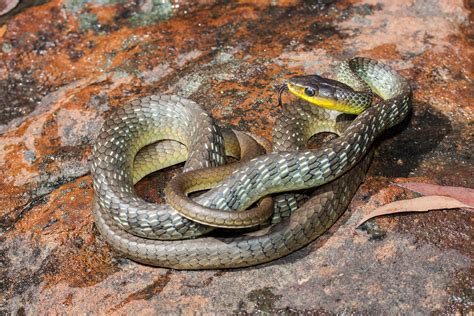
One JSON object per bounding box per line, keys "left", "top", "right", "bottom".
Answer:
{"left": 91, "top": 57, "right": 412, "bottom": 269}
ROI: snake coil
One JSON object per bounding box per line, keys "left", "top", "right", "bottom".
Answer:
{"left": 92, "top": 57, "right": 412, "bottom": 269}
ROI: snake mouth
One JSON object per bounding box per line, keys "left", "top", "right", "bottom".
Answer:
{"left": 278, "top": 83, "right": 289, "bottom": 106}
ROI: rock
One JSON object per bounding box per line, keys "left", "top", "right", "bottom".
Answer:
{"left": 0, "top": 0, "right": 472, "bottom": 314}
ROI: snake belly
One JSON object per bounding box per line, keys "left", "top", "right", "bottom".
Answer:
{"left": 92, "top": 57, "right": 412, "bottom": 269}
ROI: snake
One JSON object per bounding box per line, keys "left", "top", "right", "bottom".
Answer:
{"left": 91, "top": 57, "right": 412, "bottom": 269}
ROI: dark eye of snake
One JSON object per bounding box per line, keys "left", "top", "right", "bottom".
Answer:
{"left": 304, "top": 87, "right": 316, "bottom": 96}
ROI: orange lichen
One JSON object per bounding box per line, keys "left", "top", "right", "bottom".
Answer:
{"left": 360, "top": 43, "right": 402, "bottom": 60}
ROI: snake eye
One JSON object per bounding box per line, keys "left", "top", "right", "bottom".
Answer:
{"left": 304, "top": 87, "right": 316, "bottom": 97}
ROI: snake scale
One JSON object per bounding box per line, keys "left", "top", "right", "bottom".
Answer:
{"left": 91, "top": 57, "right": 412, "bottom": 269}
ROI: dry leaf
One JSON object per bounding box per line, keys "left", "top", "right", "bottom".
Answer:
{"left": 357, "top": 195, "right": 473, "bottom": 227}
{"left": 0, "top": 25, "right": 6, "bottom": 38}
{"left": 395, "top": 182, "right": 474, "bottom": 207}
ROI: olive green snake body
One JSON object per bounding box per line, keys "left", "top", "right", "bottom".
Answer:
{"left": 91, "top": 57, "right": 412, "bottom": 269}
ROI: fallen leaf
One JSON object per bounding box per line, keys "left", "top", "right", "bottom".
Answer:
{"left": 0, "top": 25, "right": 6, "bottom": 38}
{"left": 357, "top": 195, "right": 473, "bottom": 227}
{"left": 395, "top": 182, "right": 474, "bottom": 207}
{"left": 0, "top": 0, "right": 19, "bottom": 16}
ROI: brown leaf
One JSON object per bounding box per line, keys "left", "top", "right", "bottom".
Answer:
{"left": 396, "top": 182, "right": 474, "bottom": 207}
{"left": 0, "top": 0, "right": 19, "bottom": 16}
{"left": 357, "top": 195, "right": 473, "bottom": 227}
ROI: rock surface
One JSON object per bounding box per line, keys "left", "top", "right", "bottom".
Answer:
{"left": 0, "top": 0, "right": 472, "bottom": 314}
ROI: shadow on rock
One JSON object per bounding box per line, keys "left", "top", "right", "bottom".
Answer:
{"left": 371, "top": 102, "right": 452, "bottom": 178}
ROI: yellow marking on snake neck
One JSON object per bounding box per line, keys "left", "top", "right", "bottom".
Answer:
{"left": 287, "top": 83, "right": 363, "bottom": 115}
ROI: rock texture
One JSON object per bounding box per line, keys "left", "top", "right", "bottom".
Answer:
{"left": 0, "top": 0, "right": 472, "bottom": 314}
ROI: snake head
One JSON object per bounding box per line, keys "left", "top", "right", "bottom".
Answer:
{"left": 287, "top": 75, "right": 368, "bottom": 114}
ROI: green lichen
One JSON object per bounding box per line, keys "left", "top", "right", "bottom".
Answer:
{"left": 128, "top": 0, "right": 174, "bottom": 27}
{"left": 63, "top": 0, "right": 124, "bottom": 13}
{"left": 2, "top": 42, "right": 13, "bottom": 53}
